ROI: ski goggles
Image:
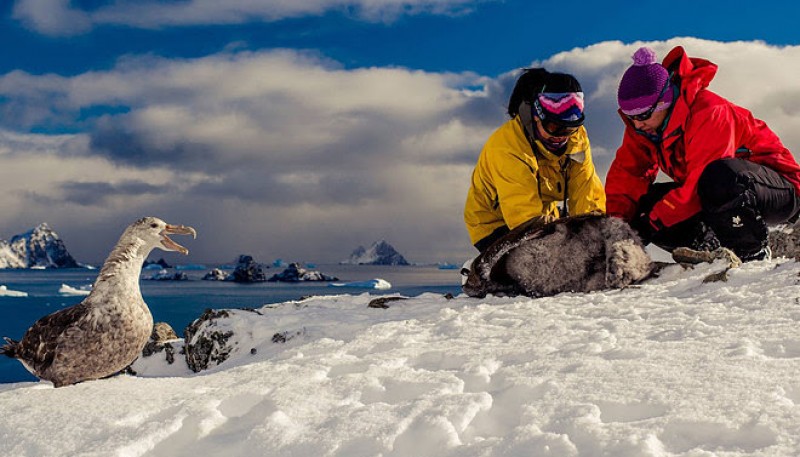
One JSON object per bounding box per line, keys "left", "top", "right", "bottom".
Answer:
{"left": 539, "top": 119, "right": 580, "bottom": 138}
{"left": 625, "top": 80, "right": 670, "bottom": 122}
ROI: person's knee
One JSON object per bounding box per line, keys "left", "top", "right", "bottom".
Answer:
{"left": 698, "top": 159, "right": 748, "bottom": 209}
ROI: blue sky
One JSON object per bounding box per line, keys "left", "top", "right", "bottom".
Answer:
{"left": 4, "top": 0, "right": 799, "bottom": 77}
{"left": 1, "top": 0, "right": 800, "bottom": 264}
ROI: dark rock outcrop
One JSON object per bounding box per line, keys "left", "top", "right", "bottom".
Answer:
{"left": 143, "top": 269, "right": 189, "bottom": 281}
{"left": 230, "top": 255, "right": 268, "bottom": 283}
{"left": 141, "top": 322, "right": 180, "bottom": 364}
{"left": 125, "top": 322, "right": 181, "bottom": 375}
{"left": 184, "top": 309, "right": 235, "bottom": 372}
{"left": 768, "top": 225, "right": 800, "bottom": 260}
{"left": 271, "top": 329, "right": 306, "bottom": 343}
{"left": 367, "top": 296, "right": 408, "bottom": 309}
{"left": 268, "top": 263, "right": 338, "bottom": 282}
{"left": 202, "top": 268, "right": 229, "bottom": 281}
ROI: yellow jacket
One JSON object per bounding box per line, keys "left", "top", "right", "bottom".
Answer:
{"left": 464, "top": 116, "right": 606, "bottom": 245}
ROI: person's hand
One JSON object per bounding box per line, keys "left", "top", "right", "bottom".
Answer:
{"left": 540, "top": 213, "right": 558, "bottom": 225}
{"left": 630, "top": 212, "right": 662, "bottom": 245}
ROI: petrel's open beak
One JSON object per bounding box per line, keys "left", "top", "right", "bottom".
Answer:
{"left": 160, "top": 224, "right": 197, "bottom": 255}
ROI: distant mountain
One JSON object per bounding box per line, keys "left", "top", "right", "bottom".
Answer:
{"left": 342, "top": 240, "right": 409, "bottom": 266}
{"left": 0, "top": 223, "right": 79, "bottom": 269}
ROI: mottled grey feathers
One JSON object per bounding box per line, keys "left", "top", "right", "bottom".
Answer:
{"left": 464, "top": 214, "right": 653, "bottom": 298}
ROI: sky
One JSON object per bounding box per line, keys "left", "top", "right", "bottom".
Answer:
{"left": 3, "top": 257, "right": 800, "bottom": 455}
{"left": 2, "top": 0, "right": 800, "bottom": 264}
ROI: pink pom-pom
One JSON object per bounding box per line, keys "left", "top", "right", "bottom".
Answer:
{"left": 632, "top": 47, "right": 657, "bottom": 66}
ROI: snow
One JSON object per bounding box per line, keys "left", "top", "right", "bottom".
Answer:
{"left": 0, "top": 285, "right": 27, "bottom": 297}
{"left": 3, "top": 258, "right": 800, "bottom": 456}
{"left": 58, "top": 283, "right": 91, "bottom": 296}
{"left": 329, "top": 278, "right": 392, "bottom": 289}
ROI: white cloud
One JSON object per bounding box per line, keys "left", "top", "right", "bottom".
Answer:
{"left": 2, "top": 39, "right": 800, "bottom": 264}
{"left": 0, "top": 49, "right": 491, "bottom": 263}
{"left": 12, "top": 0, "right": 493, "bottom": 36}
{"left": 12, "top": 0, "right": 91, "bottom": 36}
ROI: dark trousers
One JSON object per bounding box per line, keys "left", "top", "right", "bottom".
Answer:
{"left": 635, "top": 158, "right": 800, "bottom": 259}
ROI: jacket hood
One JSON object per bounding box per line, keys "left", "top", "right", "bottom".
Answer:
{"left": 662, "top": 46, "right": 718, "bottom": 106}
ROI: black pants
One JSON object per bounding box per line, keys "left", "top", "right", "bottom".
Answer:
{"left": 634, "top": 158, "right": 800, "bottom": 259}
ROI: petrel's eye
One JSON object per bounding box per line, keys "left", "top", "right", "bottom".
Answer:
{"left": 150, "top": 223, "right": 158, "bottom": 228}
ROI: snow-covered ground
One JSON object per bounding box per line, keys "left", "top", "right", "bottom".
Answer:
{"left": 2, "top": 258, "right": 800, "bottom": 456}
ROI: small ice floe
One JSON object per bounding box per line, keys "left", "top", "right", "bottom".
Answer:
{"left": 58, "top": 284, "right": 92, "bottom": 296}
{"left": 0, "top": 285, "right": 28, "bottom": 297}
{"left": 329, "top": 278, "right": 392, "bottom": 290}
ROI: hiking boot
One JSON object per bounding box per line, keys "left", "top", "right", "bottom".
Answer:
{"left": 672, "top": 246, "right": 742, "bottom": 268}
{"left": 691, "top": 223, "right": 721, "bottom": 252}
{"left": 739, "top": 245, "right": 771, "bottom": 262}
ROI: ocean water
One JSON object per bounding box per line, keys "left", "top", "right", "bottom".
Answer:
{"left": 0, "top": 264, "right": 463, "bottom": 384}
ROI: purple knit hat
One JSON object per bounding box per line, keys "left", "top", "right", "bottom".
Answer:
{"left": 617, "top": 47, "right": 674, "bottom": 116}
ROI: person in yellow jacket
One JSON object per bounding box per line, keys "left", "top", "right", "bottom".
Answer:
{"left": 464, "top": 68, "right": 606, "bottom": 251}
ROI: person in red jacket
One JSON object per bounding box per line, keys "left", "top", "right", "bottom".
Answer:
{"left": 605, "top": 46, "right": 800, "bottom": 261}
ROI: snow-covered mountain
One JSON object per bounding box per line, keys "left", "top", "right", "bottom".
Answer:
{"left": 343, "top": 239, "right": 410, "bottom": 265}
{"left": 3, "top": 257, "right": 800, "bottom": 456}
{"left": 0, "top": 223, "right": 78, "bottom": 269}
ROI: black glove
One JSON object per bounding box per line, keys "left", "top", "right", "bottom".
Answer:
{"left": 629, "top": 211, "right": 662, "bottom": 245}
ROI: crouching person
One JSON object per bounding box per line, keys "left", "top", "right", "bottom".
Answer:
{"left": 464, "top": 68, "right": 605, "bottom": 253}
{"left": 606, "top": 46, "right": 800, "bottom": 262}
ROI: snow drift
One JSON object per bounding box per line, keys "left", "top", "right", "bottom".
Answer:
{"left": 2, "top": 255, "right": 799, "bottom": 456}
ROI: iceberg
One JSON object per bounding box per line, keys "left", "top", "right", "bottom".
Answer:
{"left": 0, "top": 285, "right": 28, "bottom": 297}
{"left": 58, "top": 284, "right": 91, "bottom": 296}
{"left": 175, "top": 264, "right": 207, "bottom": 271}
{"left": 329, "top": 278, "right": 392, "bottom": 290}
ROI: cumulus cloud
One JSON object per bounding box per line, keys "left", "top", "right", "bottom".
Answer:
{"left": 0, "top": 49, "right": 495, "bottom": 262}
{"left": 2, "top": 39, "right": 800, "bottom": 264}
{"left": 12, "top": 0, "right": 91, "bottom": 36}
{"left": 12, "top": 0, "right": 493, "bottom": 36}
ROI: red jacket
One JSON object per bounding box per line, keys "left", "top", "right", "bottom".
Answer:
{"left": 606, "top": 46, "right": 800, "bottom": 228}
